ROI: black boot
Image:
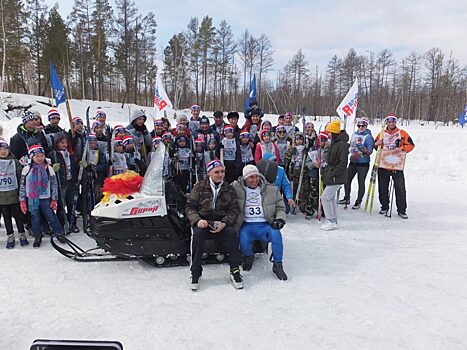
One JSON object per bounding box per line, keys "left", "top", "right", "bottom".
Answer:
{"left": 272, "top": 262, "right": 288, "bottom": 281}
{"left": 33, "top": 236, "right": 42, "bottom": 248}
{"left": 338, "top": 198, "right": 350, "bottom": 205}
{"left": 242, "top": 255, "right": 255, "bottom": 271}
{"left": 229, "top": 268, "right": 244, "bottom": 289}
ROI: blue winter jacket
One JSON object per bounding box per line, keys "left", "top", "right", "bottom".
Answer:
{"left": 275, "top": 166, "right": 293, "bottom": 200}
{"left": 349, "top": 129, "right": 374, "bottom": 164}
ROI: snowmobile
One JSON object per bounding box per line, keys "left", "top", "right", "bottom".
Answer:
{"left": 52, "top": 144, "right": 230, "bottom": 267}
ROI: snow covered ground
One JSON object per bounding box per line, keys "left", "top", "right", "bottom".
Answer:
{"left": 1, "top": 92, "right": 467, "bottom": 349}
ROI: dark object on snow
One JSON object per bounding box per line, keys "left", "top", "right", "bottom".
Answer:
{"left": 31, "top": 339, "right": 123, "bottom": 350}
{"left": 4, "top": 103, "right": 32, "bottom": 113}
{"left": 35, "top": 100, "right": 53, "bottom": 107}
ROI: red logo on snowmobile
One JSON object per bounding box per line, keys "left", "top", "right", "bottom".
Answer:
{"left": 129, "top": 206, "right": 160, "bottom": 215}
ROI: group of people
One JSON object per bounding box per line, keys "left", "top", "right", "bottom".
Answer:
{"left": 0, "top": 103, "right": 415, "bottom": 289}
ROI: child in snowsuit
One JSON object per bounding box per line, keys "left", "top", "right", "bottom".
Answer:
{"left": 305, "top": 132, "right": 329, "bottom": 218}
{"left": 239, "top": 130, "right": 254, "bottom": 170}
{"left": 92, "top": 120, "right": 110, "bottom": 162}
{"left": 47, "top": 131, "right": 79, "bottom": 233}
{"left": 0, "top": 138, "right": 27, "bottom": 248}
{"left": 110, "top": 137, "right": 129, "bottom": 176}
{"left": 287, "top": 132, "right": 307, "bottom": 212}
{"left": 86, "top": 133, "right": 107, "bottom": 204}
{"left": 273, "top": 125, "right": 291, "bottom": 168}
{"left": 122, "top": 135, "right": 145, "bottom": 175}
{"left": 221, "top": 125, "right": 242, "bottom": 183}
{"left": 203, "top": 138, "right": 220, "bottom": 169}
{"left": 254, "top": 129, "right": 280, "bottom": 164}
{"left": 170, "top": 136, "right": 194, "bottom": 193}
{"left": 19, "top": 144, "right": 64, "bottom": 247}
{"left": 194, "top": 137, "right": 207, "bottom": 182}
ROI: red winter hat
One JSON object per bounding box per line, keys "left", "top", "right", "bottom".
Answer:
{"left": 72, "top": 116, "right": 83, "bottom": 125}
{"left": 122, "top": 135, "right": 133, "bottom": 146}
{"left": 48, "top": 108, "right": 60, "bottom": 120}
{"left": 259, "top": 129, "right": 271, "bottom": 140}
{"left": 28, "top": 144, "right": 44, "bottom": 158}
{"left": 240, "top": 129, "right": 250, "bottom": 138}
{"left": 113, "top": 124, "right": 125, "bottom": 133}
{"left": 223, "top": 124, "right": 234, "bottom": 134}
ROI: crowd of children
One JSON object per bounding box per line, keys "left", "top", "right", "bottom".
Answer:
{"left": 2, "top": 103, "right": 409, "bottom": 249}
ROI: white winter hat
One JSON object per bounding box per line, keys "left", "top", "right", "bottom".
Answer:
{"left": 243, "top": 164, "right": 260, "bottom": 179}
{"left": 176, "top": 113, "right": 188, "bottom": 123}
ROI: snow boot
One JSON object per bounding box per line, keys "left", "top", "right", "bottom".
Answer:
{"left": 33, "top": 236, "right": 42, "bottom": 248}
{"left": 305, "top": 209, "right": 315, "bottom": 220}
{"left": 6, "top": 234, "right": 15, "bottom": 249}
{"left": 320, "top": 219, "right": 337, "bottom": 231}
{"left": 242, "top": 255, "right": 255, "bottom": 271}
{"left": 379, "top": 208, "right": 388, "bottom": 215}
{"left": 352, "top": 201, "right": 361, "bottom": 210}
{"left": 19, "top": 232, "right": 29, "bottom": 247}
{"left": 338, "top": 198, "right": 350, "bottom": 205}
{"left": 272, "top": 262, "right": 288, "bottom": 281}
{"left": 398, "top": 212, "right": 408, "bottom": 219}
{"left": 189, "top": 275, "right": 200, "bottom": 291}
{"left": 229, "top": 268, "right": 244, "bottom": 289}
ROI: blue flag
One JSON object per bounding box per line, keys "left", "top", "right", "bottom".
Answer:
{"left": 244, "top": 74, "right": 257, "bottom": 114}
{"left": 50, "top": 63, "right": 66, "bottom": 106}
{"left": 459, "top": 104, "right": 467, "bottom": 128}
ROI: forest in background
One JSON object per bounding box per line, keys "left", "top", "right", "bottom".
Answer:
{"left": 1, "top": 0, "right": 466, "bottom": 122}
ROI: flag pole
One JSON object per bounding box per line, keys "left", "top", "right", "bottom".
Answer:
{"left": 65, "top": 97, "right": 75, "bottom": 137}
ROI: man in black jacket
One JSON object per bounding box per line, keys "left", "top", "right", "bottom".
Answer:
{"left": 10, "top": 111, "right": 49, "bottom": 163}
{"left": 185, "top": 159, "right": 243, "bottom": 291}
{"left": 321, "top": 120, "right": 349, "bottom": 231}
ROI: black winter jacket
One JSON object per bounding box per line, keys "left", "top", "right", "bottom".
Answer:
{"left": 9, "top": 124, "right": 49, "bottom": 160}
{"left": 323, "top": 131, "right": 349, "bottom": 185}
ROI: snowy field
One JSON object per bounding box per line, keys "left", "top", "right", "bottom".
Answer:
{"left": 1, "top": 92, "right": 467, "bottom": 349}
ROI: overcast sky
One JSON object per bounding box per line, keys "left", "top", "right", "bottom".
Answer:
{"left": 48, "top": 0, "right": 467, "bottom": 74}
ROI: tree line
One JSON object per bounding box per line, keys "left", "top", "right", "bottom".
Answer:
{"left": 1, "top": 0, "right": 466, "bottom": 122}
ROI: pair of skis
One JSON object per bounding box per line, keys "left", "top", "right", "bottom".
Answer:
{"left": 364, "top": 122, "right": 385, "bottom": 214}
{"left": 290, "top": 113, "right": 307, "bottom": 214}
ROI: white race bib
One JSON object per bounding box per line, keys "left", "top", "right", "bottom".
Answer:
{"left": 222, "top": 138, "right": 237, "bottom": 161}
{"left": 244, "top": 187, "right": 265, "bottom": 222}
{"left": 0, "top": 159, "right": 18, "bottom": 192}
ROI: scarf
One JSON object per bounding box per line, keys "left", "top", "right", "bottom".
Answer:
{"left": 28, "top": 162, "right": 49, "bottom": 211}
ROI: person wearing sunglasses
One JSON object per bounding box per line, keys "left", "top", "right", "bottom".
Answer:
{"left": 273, "top": 125, "right": 290, "bottom": 168}
{"left": 374, "top": 115, "right": 415, "bottom": 219}
{"left": 185, "top": 159, "right": 243, "bottom": 290}
{"left": 338, "top": 117, "right": 374, "bottom": 209}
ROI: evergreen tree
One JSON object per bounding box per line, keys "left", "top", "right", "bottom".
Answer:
{"left": 42, "top": 5, "right": 69, "bottom": 96}
{"left": 23, "top": 0, "right": 48, "bottom": 95}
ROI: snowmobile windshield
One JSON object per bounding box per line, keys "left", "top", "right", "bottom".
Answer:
{"left": 140, "top": 143, "right": 165, "bottom": 196}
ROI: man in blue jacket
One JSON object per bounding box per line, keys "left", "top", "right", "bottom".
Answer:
{"left": 338, "top": 117, "right": 374, "bottom": 209}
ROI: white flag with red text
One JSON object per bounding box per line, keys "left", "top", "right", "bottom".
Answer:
{"left": 336, "top": 79, "right": 359, "bottom": 131}
{"left": 153, "top": 75, "right": 173, "bottom": 120}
